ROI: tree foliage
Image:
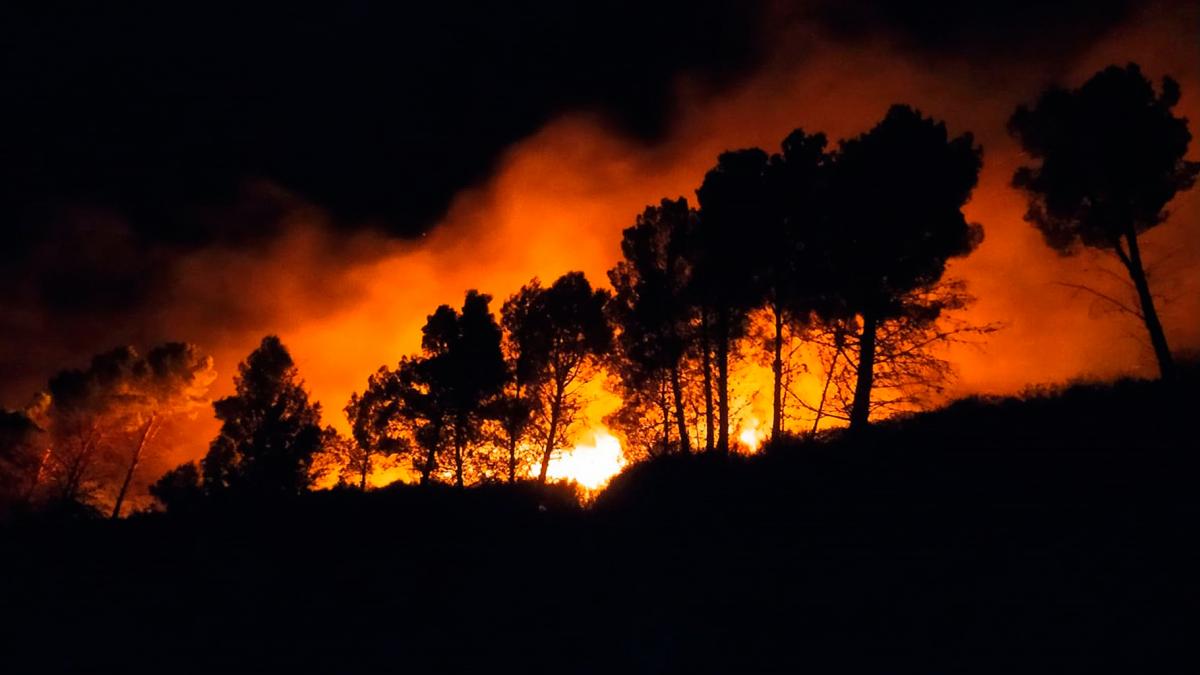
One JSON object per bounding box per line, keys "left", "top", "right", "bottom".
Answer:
{"left": 0, "top": 409, "right": 43, "bottom": 516}
{"left": 608, "top": 197, "right": 697, "bottom": 455}
{"left": 29, "top": 343, "right": 215, "bottom": 515}
{"left": 1009, "top": 62, "right": 1199, "bottom": 378}
{"left": 149, "top": 461, "right": 203, "bottom": 513}
{"left": 825, "top": 104, "right": 983, "bottom": 428}
{"left": 343, "top": 369, "right": 412, "bottom": 489}
{"left": 202, "top": 336, "right": 322, "bottom": 497}
{"left": 502, "top": 273, "right": 612, "bottom": 483}
{"left": 420, "top": 290, "right": 508, "bottom": 486}
{"left": 762, "top": 129, "right": 831, "bottom": 438}
{"left": 343, "top": 291, "right": 507, "bottom": 487}
{"left": 694, "top": 148, "right": 774, "bottom": 451}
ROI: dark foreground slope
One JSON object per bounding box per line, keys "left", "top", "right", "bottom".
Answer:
{"left": 2, "top": 373, "right": 1198, "bottom": 673}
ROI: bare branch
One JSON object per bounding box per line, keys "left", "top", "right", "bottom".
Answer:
{"left": 1053, "top": 282, "right": 1143, "bottom": 319}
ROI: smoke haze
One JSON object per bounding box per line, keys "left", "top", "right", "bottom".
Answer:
{"left": 2, "top": 0, "right": 1197, "bottom": 470}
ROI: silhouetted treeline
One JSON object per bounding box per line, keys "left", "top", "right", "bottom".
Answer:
{"left": 315, "top": 103, "right": 989, "bottom": 492}
{"left": 0, "top": 62, "right": 1195, "bottom": 517}
{"left": 0, "top": 61, "right": 1196, "bottom": 672}
{"left": 2, "top": 367, "right": 1195, "bottom": 673}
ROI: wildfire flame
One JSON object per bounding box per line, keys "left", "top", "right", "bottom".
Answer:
{"left": 541, "top": 429, "right": 627, "bottom": 490}
{"left": 55, "top": 2, "right": 1195, "bottom": 493}
{"left": 738, "top": 418, "right": 763, "bottom": 453}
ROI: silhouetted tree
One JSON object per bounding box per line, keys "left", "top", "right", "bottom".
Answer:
{"left": 344, "top": 292, "right": 507, "bottom": 487}
{"left": 608, "top": 197, "right": 698, "bottom": 455}
{"left": 764, "top": 129, "right": 831, "bottom": 440}
{"left": 488, "top": 393, "right": 536, "bottom": 483}
{"left": 502, "top": 273, "right": 612, "bottom": 484}
{"left": 697, "top": 312, "right": 715, "bottom": 452}
{"left": 1009, "top": 63, "right": 1199, "bottom": 379}
{"left": 491, "top": 287, "right": 541, "bottom": 482}
{"left": 797, "top": 282, "right": 996, "bottom": 425}
{"left": 351, "top": 358, "right": 443, "bottom": 485}
{"left": 344, "top": 371, "right": 411, "bottom": 489}
{"left": 803, "top": 318, "right": 853, "bottom": 433}
{"left": 201, "top": 336, "right": 323, "bottom": 497}
{"left": 37, "top": 377, "right": 101, "bottom": 508}
{"left": 0, "top": 409, "right": 43, "bottom": 516}
{"left": 33, "top": 344, "right": 214, "bottom": 515}
{"left": 825, "top": 105, "right": 983, "bottom": 430}
{"left": 108, "top": 343, "right": 215, "bottom": 518}
{"left": 605, "top": 370, "right": 676, "bottom": 460}
{"left": 307, "top": 426, "right": 370, "bottom": 488}
{"left": 420, "top": 291, "right": 508, "bottom": 487}
{"left": 694, "top": 149, "right": 773, "bottom": 452}
{"left": 149, "top": 461, "right": 203, "bottom": 513}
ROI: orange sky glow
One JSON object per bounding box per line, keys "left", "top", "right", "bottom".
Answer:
{"left": 95, "top": 2, "right": 1199, "bottom": 491}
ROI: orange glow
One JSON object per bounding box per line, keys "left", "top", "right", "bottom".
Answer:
{"left": 738, "top": 417, "right": 764, "bottom": 454}
{"left": 128, "top": 2, "right": 1197, "bottom": 487}
{"left": 538, "top": 429, "right": 627, "bottom": 490}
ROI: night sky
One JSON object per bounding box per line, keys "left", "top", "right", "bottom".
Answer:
{"left": 2, "top": 0, "right": 1193, "bottom": 416}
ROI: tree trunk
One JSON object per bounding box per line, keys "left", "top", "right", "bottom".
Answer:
{"left": 61, "top": 429, "right": 98, "bottom": 503}
{"left": 849, "top": 312, "right": 878, "bottom": 431}
{"left": 716, "top": 309, "right": 730, "bottom": 454}
{"left": 771, "top": 300, "right": 785, "bottom": 442}
{"left": 453, "top": 421, "right": 466, "bottom": 488}
{"left": 359, "top": 454, "right": 370, "bottom": 491}
{"left": 508, "top": 382, "right": 522, "bottom": 483}
{"left": 538, "top": 380, "right": 565, "bottom": 485}
{"left": 670, "top": 363, "right": 690, "bottom": 455}
{"left": 421, "top": 422, "right": 441, "bottom": 485}
{"left": 700, "top": 309, "right": 715, "bottom": 452}
{"left": 660, "top": 382, "right": 671, "bottom": 455}
{"left": 111, "top": 415, "right": 157, "bottom": 520}
{"left": 507, "top": 434, "right": 519, "bottom": 484}
{"left": 1120, "top": 230, "right": 1175, "bottom": 379}
{"left": 812, "top": 329, "right": 842, "bottom": 434}
{"left": 25, "top": 446, "right": 52, "bottom": 504}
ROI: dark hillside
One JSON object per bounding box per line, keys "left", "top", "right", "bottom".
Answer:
{"left": 2, "top": 372, "right": 1197, "bottom": 673}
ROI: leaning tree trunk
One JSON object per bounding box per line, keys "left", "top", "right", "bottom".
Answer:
{"left": 670, "top": 363, "right": 690, "bottom": 455}
{"left": 63, "top": 428, "right": 101, "bottom": 504}
{"left": 111, "top": 415, "right": 157, "bottom": 520}
{"left": 1120, "top": 229, "right": 1175, "bottom": 379}
{"left": 25, "top": 446, "right": 52, "bottom": 504}
{"left": 771, "top": 299, "right": 785, "bottom": 442}
{"left": 849, "top": 312, "right": 879, "bottom": 431}
{"left": 715, "top": 309, "right": 731, "bottom": 454}
{"left": 700, "top": 309, "right": 715, "bottom": 452}
{"left": 538, "top": 379, "right": 566, "bottom": 485}
{"left": 811, "top": 328, "right": 844, "bottom": 434}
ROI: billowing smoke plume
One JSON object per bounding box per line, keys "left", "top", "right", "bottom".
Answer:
{"left": 2, "top": 1, "right": 1197, "bottom": 473}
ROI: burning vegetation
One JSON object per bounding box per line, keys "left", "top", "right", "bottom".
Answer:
{"left": 0, "top": 60, "right": 1197, "bottom": 517}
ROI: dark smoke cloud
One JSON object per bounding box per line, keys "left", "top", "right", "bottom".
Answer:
{"left": 2, "top": 1, "right": 1136, "bottom": 246}
{"left": 801, "top": 0, "right": 1137, "bottom": 59}
{"left": 1, "top": 1, "right": 769, "bottom": 244}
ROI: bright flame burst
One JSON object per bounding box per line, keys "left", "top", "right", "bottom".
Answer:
{"left": 738, "top": 417, "right": 763, "bottom": 453}
{"left": 543, "top": 429, "right": 627, "bottom": 490}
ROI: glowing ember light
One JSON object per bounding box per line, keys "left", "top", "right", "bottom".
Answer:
{"left": 542, "top": 429, "right": 627, "bottom": 490}
{"left": 738, "top": 418, "right": 763, "bottom": 453}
